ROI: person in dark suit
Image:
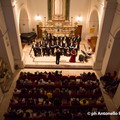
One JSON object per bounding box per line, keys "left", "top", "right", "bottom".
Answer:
{"left": 46, "top": 42, "right": 50, "bottom": 56}
{"left": 32, "top": 42, "right": 37, "bottom": 56}
{"left": 64, "top": 43, "right": 69, "bottom": 56}
{"left": 56, "top": 48, "right": 61, "bottom": 65}
{"left": 77, "top": 34, "right": 81, "bottom": 49}
{"left": 59, "top": 41, "right": 63, "bottom": 55}
{"left": 51, "top": 40, "right": 55, "bottom": 55}
{"left": 41, "top": 42, "right": 46, "bottom": 56}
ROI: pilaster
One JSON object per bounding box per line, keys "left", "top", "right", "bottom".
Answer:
{"left": 93, "top": 0, "right": 117, "bottom": 70}
{"left": 1, "top": 0, "right": 24, "bottom": 69}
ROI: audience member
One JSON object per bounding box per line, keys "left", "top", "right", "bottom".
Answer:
{"left": 100, "top": 71, "right": 119, "bottom": 95}
{"left": 80, "top": 98, "right": 89, "bottom": 105}
{"left": 69, "top": 48, "right": 77, "bottom": 62}
{"left": 5, "top": 71, "right": 110, "bottom": 120}
{"left": 56, "top": 48, "right": 61, "bottom": 64}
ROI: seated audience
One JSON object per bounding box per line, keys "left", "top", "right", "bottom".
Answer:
{"left": 80, "top": 98, "right": 89, "bottom": 105}
{"left": 4, "top": 71, "right": 110, "bottom": 120}
{"left": 100, "top": 71, "right": 119, "bottom": 95}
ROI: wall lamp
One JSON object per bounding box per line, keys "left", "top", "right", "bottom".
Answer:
{"left": 76, "top": 16, "right": 83, "bottom": 22}
{"left": 35, "top": 15, "right": 42, "bottom": 21}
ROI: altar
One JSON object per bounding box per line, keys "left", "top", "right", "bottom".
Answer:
{"left": 37, "top": 15, "right": 76, "bottom": 37}
{"left": 36, "top": 0, "right": 82, "bottom": 37}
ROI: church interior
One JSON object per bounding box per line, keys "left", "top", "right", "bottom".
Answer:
{"left": 0, "top": 0, "right": 120, "bottom": 120}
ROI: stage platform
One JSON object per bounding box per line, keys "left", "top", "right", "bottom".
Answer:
{"left": 23, "top": 41, "right": 94, "bottom": 69}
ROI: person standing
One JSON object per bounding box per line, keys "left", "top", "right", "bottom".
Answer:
{"left": 69, "top": 48, "right": 77, "bottom": 62}
{"left": 51, "top": 40, "right": 55, "bottom": 55}
{"left": 32, "top": 42, "right": 37, "bottom": 56}
{"left": 56, "top": 48, "right": 61, "bottom": 64}
{"left": 77, "top": 34, "right": 81, "bottom": 49}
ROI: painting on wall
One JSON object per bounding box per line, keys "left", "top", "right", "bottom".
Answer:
{"left": 48, "top": 0, "right": 70, "bottom": 20}
{"left": 90, "top": 27, "right": 94, "bottom": 34}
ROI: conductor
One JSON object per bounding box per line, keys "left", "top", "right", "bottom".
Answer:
{"left": 56, "top": 48, "right": 61, "bottom": 64}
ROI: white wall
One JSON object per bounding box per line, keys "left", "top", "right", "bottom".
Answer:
{"left": 19, "top": 8, "right": 29, "bottom": 33}
{"left": 27, "top": 0, "right": 47, "bottom": 32}
{"left": 100, "top": 0, "right": 120, "bottom": 109}
{"left": 89, "top": 10, "right": 99, "bottom": 36}
{"left": 101, "top": 1, "right": 120, "bottom": 74}
{"left": 92, "top": 0, "right": 117, "bottom": 70}
{"left": 1, "top": 0, "right": 25, "bottom": 68}
{"left": 70, "top": 0, "right": 91, "bottom": 39}
{"left": 26, "top": 0, "right": 92, "bottom": 39}
{"left": 15, "top": 0, "right": 106, "bottom": 41}
{"left": 90, "top": 0, "right": 105, "bottom": 30}
{"left": 107, "top": 34, "right": 120, "bottom": 72}
{"left": 0, "top": 2, "right": 15, "bottom": 73}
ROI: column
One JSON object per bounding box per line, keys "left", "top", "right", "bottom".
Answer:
{"left": 0, "top": 30, "right": 15, "bottom": 73}
{"left": 1, "top": 0, "right": 24, "bottom": 68}
{"left": 0, "top": 1, "right": 15, "bottom": 73}
{"left": 93, "top": 0, "right": 117, "bottom": 70}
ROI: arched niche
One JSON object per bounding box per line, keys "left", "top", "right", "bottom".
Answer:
{"left": 87, "top": 10, "right": 99, "bottom": 52}
{"left": 107, "top": 30, "right": 120, "bottom": 72}
{"left": 89, "top": 10, "right": 99, "bottom": 36}
{"left": 19, "top": 7, "right": 29, "bottom": 33}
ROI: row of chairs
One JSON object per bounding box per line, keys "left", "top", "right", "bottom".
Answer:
{"left": 4, "top": 71, "right": 110, "bottom": 120}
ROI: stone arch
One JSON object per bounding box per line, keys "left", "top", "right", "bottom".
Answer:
{"left": 107, "top": 30, "right": 120, "bottom": 72}
{"left": 113, "top": 26, "right": 120, "bottom": 38}
{"left": 19, "top": 7, "right": 29, "bottom": 33}
{"left": 87, "top": 9, "right": 99, "bottom": 53}
{"left": 89, "top": 9, "right": 99, "bottom": 36}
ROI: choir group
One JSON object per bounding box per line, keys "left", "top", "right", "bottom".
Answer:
{"left": 32, "top": 34, "right": 81, "bottom": 57}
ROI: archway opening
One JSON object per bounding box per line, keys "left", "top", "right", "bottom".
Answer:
{"left": 19, "top": 8, "right": 29, "bottom": 33}
{"left": 87, "top": 10, "right": 99, "bottom": 53}
{"left": 19, "top": 8, "right": 33, "bottom": 49}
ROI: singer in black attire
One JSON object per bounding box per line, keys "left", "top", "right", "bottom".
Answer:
{"left": 56, "top": 48, "right": 61, "bottom": 64}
